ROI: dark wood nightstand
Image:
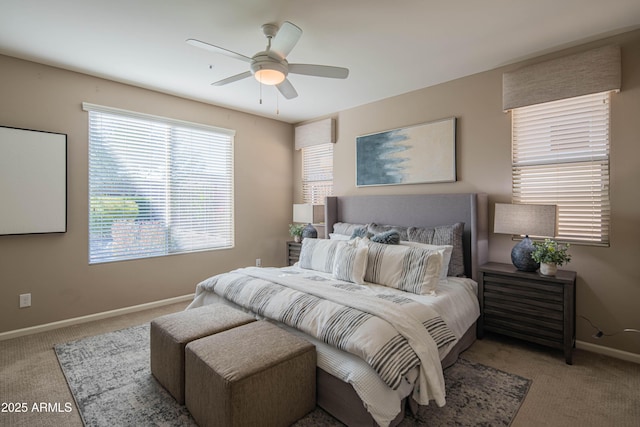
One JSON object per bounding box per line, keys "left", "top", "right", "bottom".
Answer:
{"left": 478, "top": 262, "right": 577, "bottom": 364}
{"left": 286, "top": 241, "right": 302, "bottom": 266}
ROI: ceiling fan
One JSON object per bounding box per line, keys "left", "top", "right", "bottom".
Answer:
{"left": 187, "top": 21, "right": 349, "bottom": 100}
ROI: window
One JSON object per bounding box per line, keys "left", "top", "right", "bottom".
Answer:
{"left": 302, "top": 143, "right": 333, "bottom": 204}
{"left": 511, "top": 91, "right": 611, "bottom": 245}
{"left": 84, "top": 103, "right": 234, "bottom": 264}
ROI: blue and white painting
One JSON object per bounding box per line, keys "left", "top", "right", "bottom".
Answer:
{"left": 356, "top": 117, "right": 456, "bottom": 186}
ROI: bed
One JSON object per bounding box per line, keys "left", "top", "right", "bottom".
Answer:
{"left": 187, "top": 193, "right": 488, "bottom": 426}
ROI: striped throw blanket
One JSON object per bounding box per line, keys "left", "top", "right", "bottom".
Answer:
{"left": 194, "top": 267, "right": 457, "bottom": 406}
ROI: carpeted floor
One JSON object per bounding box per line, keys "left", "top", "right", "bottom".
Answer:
{"left": 1, "top": 301, "right": 639, "bottom": 426}
{"left": 54, "top": 323, "right": 530, "bottom": 426}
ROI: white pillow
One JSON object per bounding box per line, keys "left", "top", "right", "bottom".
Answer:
{"left": 298, "top": 238, "right": 342, "bottom": 273}
{"left": 328, "top": 233, "right": 352, "bottom": 241}
{"left": 400, "top": 241, "right": 453, "bottom": 280}
{"left": 362, "top": 240, "right": 444, "bottom": 295}
{"left": 333, "top": 242, "right": 369, "bottom": 284}
{"left": 332, "top": 222, "right": 366, "bottom": 236}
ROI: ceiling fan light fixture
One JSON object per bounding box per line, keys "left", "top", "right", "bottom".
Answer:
{"left": 251, "top": 59, "right": 287, "bottom": 85}
{"left": 254, "top": 68, "right": 285, "bottom": 85}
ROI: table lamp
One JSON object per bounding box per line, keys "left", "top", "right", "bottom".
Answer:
{"left": 293, "top": 204, "right": 324, "bottom": 240}
{"left": 494, "top": 203, "right": 557, "bottom": 271}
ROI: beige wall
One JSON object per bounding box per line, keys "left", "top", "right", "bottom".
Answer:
{"left": 320, "top": 30, "right": 640, "bottom": 355}
{"left": 2, "top": 29, "right": 639, "bottom": 356}
{"left": 0, "top": 55, "right": 293, "bottom": 333}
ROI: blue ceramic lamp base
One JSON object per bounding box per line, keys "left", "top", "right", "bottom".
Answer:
{"left": 511, "top": 236, "right": 539, "bottom": 272}
{"left": 301, "top": 223, "right": 317, "bottom": 239}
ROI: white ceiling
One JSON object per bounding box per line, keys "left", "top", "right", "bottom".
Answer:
{"left": 1, "top": 0, "right": 639, "bottom": 124}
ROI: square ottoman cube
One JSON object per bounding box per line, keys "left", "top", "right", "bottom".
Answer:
{"left": 150, "top": 304, "right": 256, "bottom": 404}
{"left": 185, "top": 321, "right": 316, "bottom": 427}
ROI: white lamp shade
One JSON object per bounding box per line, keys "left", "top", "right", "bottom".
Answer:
{"left": 293, "top": 204, "right": 324, "bottom": 224}
{"left": 494, "top": 203, "right": 557, "bottom": 237}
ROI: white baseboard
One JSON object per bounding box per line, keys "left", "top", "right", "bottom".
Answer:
{"left": 0, "top": 294, "right": 194, "bottom": 342}
{"left": 5, "top": 297, "right": 638, "bottom": 364}
{"left": 577, "top": 340, "right": 640, "bottom": 364}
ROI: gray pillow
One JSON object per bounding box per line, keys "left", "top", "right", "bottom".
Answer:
{"left": 407, "top": 226, "right": 435, "bottom": 243}
{"left": 407, "top": 222, "right": 465, "bottom": 277}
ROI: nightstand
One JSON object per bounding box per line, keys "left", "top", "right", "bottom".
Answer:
{"left": 286, "top": 241, "right": 302, "bottom": 266}
{"left": 478, "top": 262, "right": 577, "bottom": 364}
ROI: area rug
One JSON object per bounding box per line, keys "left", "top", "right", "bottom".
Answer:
{"left": 55, "top": 324, "right": 530, "bottom": 426}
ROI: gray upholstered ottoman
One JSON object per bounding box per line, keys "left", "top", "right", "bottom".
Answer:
{"left": 185, "top": 321, "right": 316, "bottom": 427}
{"left": 150, "top": 304, "right": 256, "bottom": 404}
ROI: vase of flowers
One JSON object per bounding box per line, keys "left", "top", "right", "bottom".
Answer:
{"left": 531, "top": 239, "right": 572, "bottom": 276}
{"left": 289, "top": 223, "right": 304, "bottom": 243}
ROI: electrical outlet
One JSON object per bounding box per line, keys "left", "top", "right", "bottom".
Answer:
{"left": 19, "top": 293, "right": 31, "bottom": 308}
{"left": 256, "top": 258, "right": 262, "bottom": 267}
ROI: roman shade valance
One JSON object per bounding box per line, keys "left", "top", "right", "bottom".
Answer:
{"left": 502, "top": 45, "right": 621, "bottom": 111}
{"left": 294, "top": 118, "right": 335, "bottom": 150}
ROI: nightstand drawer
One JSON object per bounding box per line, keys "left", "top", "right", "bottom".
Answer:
{"left": 484, "top": 322, "right": 564, "bottom": 347}
{"left": 483, "top": 289, "right": 564, "bottom": 312}
{"left": 484, "top": 308, "right": 564, "bottom": 339}
{"left": 484, "top": 299, "right": 564, "bottom": 322}
{"left": 483, "top": 274, "right": 563, "bottom": 301}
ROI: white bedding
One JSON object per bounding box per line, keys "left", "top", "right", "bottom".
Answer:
{"left": 187, "top": 266, "right": 479, "bottom": 427}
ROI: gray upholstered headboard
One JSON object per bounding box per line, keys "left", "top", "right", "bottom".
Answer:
{"left": 325, "top": 193, "right": 488, "bottom": 281}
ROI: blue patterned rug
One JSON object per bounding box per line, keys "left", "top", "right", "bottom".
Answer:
{"left": 55, "top": 324, "right": 530, "bottom": 426}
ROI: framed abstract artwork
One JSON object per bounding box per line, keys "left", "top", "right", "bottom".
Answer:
{"left": 356, "top": 117, "right": 456, "bottom": 187}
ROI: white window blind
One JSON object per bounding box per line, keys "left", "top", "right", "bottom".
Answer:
{"left": 511, "top": 91, "right": 611, "bottom": 245}
{"left": 85, "top": 103, "right": 234, "bottom": 263}
{"left": 302, "top": 143, "right": 333, "bottom": 204}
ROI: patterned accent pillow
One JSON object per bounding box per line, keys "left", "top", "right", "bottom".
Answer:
{"left": 367, "top": 223, "right": 409, "bottom": 241}
{"left": 299, "top": 238, "right": 341, "bottom": 273}
{"left": 362, "top": 241, "right": 444, "bottom": 295}
{"left": 400, "top": 242, "right": 453, "bottom": 280}
{"left": 370, "top": 230, "right": 401, "bottom": 245}
{"left": 333, "top": 242, "right": 369, "bottom": 284}
{"left": 407, "top": 222, "right": 465, "bottom": 277}
{"left": 350, "top": 226, "right": 373, "bottom": 239}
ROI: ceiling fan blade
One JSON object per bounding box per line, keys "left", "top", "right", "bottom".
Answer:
{"left": 289, "top": 63, "right": 349, "bottom": 79}
{"left": 270, "top": 21, "right": 302, "bottom": 60}
{"left": 276, "top": 78, "right": 298, "bottom": 99}
{"left": 212, "top": 71, "right": 252, "bottom": 86}
{"left": 186, "top": 38, "right": 252, "bottom": 63}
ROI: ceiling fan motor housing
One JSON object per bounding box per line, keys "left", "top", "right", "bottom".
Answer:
{"left": 251, "top": 53, "right": 288, "bottom": 84}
